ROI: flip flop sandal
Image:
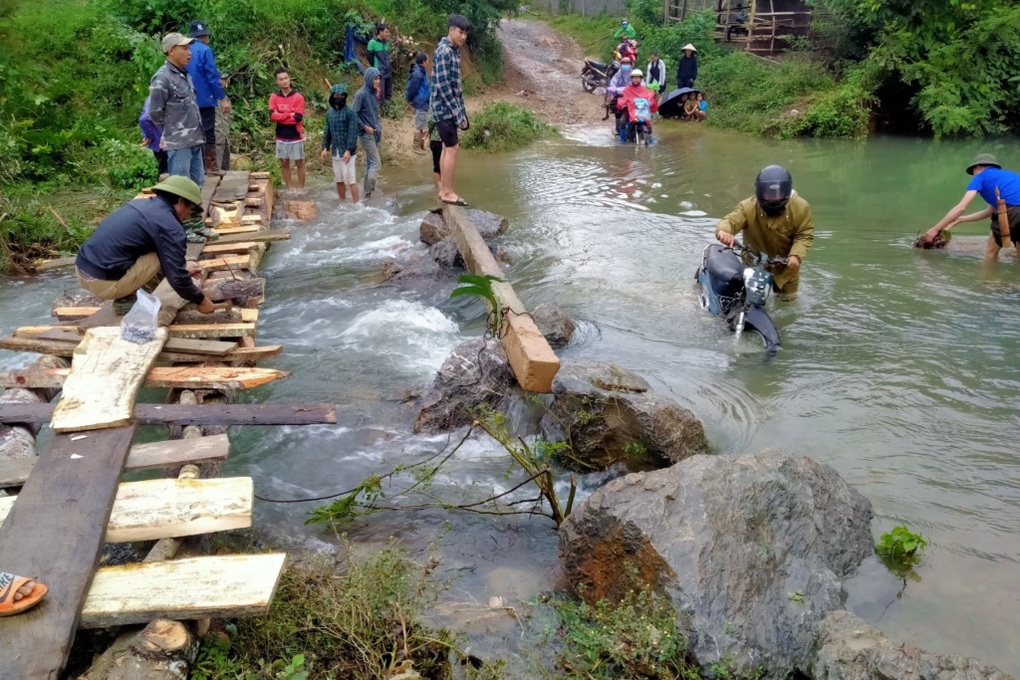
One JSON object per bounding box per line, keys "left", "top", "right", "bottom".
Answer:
{"left": 441, "top": 197, "right": 469, "bottom": 206}
{"left": 0, "top": 572, "right": 48, "bottom": 617}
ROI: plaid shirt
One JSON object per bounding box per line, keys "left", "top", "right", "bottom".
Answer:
{"left": 430, "top": 37, "right": 466, "bottom": 126}
{"left": 322, "top": 106, "right": 358, "bottom": 156}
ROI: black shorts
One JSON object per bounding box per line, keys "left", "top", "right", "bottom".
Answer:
{"left": 430, "top": 140, "right": 443, "bottom": 174}
{"left": 990, "top": 206, "right": 1020, "bottom": 246}
{"left": 436, "top": 118, "right": 460, "bottom": 147}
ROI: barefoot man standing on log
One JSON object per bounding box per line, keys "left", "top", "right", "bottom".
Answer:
{"left": 75, "top": 176, "right": 216, "bottom": 316}
{"left": 922, "top": 153, "right": 1020, "bottom": 259}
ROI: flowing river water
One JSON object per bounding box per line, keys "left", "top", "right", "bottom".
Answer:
{"left": 3, "top": 126, "right": 1019, "bottom": 673}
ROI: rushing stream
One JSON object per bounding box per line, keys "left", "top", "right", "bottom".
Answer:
{"left": 3, "top": 126, "right": 1019, "bottom": 673}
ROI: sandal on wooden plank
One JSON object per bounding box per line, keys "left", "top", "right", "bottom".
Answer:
{"left": 0, "top": 572, "right": 48, "bottom": 616}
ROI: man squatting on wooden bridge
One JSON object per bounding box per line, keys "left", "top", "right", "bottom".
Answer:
{"left": 74, "top": 176, "right": 217, "bottom": 316}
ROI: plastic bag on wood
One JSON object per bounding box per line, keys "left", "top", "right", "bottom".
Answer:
{"left": 121, "top": 289, "right": 161, "bottom": 344}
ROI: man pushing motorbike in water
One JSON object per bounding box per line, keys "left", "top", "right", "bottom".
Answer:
{"left": 715, "top": 165, "right": 814, "bottom": 299}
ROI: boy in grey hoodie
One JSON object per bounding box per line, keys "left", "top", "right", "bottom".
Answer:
{"left": 352, "top": 67, "right": 382, "bottom": 198}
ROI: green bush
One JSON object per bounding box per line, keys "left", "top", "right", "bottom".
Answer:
{"left": 461, "top": 102, "right": 554, "bottom": 152}
{"left": 876, "top": 525, "right": 928, "bottom": 576}
{"left": 555, "top": 586, "right": 694, "bottom": 679}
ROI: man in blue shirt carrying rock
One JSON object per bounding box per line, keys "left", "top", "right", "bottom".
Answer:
{"left": 923, "top": 153, "right": 1020, "bottom": 259}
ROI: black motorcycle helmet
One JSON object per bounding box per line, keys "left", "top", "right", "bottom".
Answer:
{"left": 755, "top": 165, "right": 793, "bottom": 215}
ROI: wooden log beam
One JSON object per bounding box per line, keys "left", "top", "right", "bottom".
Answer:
{"left": 443, "top": 205, "right": 560, "bottom": 393}
{"left": 0, "top": 476, "right": 253, "bottom": 542}
{"left": 0, "top": 434, "right": 230, "bottom": 488}
{"left": 80, "top": 553, "right": 287, "bottom": 629}
{"left": 198, "top": 254, "right": 252, "bottom": 272}
{"left": 2, "top": 366, "right": 288, "bottom": 391}
{"left": 0, "top": 402, "right": 337, "bottom": 426}
{"left": 0, "top": 426, "right": 136, "bottom": 680}
{"left": 201, "top": 241, "right": 259, "bottom": 255}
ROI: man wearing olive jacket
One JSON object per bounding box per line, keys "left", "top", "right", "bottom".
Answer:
{"left": 715, "top": 165, "right": 814, "bottom": 299}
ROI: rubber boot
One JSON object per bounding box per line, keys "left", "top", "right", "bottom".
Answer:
{"left": 619, "top": 127, "right": 628, "bottom": 144}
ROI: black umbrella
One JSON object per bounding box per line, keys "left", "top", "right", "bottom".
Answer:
{"left": 659, "top": 87, "right": 701, "bottom": 118}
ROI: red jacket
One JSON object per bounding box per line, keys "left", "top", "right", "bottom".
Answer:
{"left": 619, "top": 83, "right": 659, "bottom": 122}
{"left": 269, "top": 90, "right": 305, "bottom": 141}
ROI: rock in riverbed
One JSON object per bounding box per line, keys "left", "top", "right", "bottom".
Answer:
{"left": 419, "top": 208, "right": 509, "bottom": 246}
{"left": 812, "top": 610, "right": 1013, "bottom": 680}
{"left": 414, "top": 338, "right": 516, "bottom": 433}
{"left": 539, "top": 361, "right": 708, "bottom": 471}
{"left": 559, "top": 449, "right": 875, "bottom": 677}
{"left": 531, "top": 302, "right": 576, "bottom": 348}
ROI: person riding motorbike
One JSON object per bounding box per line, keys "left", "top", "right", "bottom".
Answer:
{"left": 714, "top": 165, "right": 814, "bottom": 299}
{"left": 617, "top": 69, "right": 658, "bottom": 144}
{"left": 614, "top": 39, "right": 638, "bottom": 64}
{"left": 605, "top": 57, "right": 634, "bottom": 138}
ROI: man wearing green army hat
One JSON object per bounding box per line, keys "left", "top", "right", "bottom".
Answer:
{"left": 75, "top": 176, "right": 217, "bottom": 315}
{"left": 923, "top": 153, "right": 1020, "bottom": 259}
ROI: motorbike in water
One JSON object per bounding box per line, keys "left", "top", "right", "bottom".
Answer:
{"left": 607, "top": 96, "right": 652, "bottom": 144}
{"left": 695, "top": 241, "right": 786, "bottom": 356}
{"left": 581, "top": 57, "right": 619, "bottom": 93}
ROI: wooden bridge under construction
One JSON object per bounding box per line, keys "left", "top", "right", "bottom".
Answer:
{"left": 0, "top": 171, "right": 336, "bottom": 679}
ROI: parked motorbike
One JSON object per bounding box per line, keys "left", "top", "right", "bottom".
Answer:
{"left": 581, "top": 57, "right": 619, "bottom": 93}
{"left": 695, "top": 241, "right": 786, "bottom": 356}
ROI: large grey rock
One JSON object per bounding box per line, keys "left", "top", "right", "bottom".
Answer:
{"left": 414, "top": 338, "right": 516, "bottom": 433}
{"left": 539, "top": 361, "right": 708, "bottom": 471}
{"left": 419, "top": 211, "right": 449, "bottom": 246}
{"left": 812, "top": 610, "right": 1012, "bottom": 680}
{"left": 428, "top": 238, "right": 463, "bottom": 269}
{"left": 559, "top": 450, "right": 875, "bottom": 677}
{"left": 531, "top": 302, "right": 576, "bottom": 348}
{"left": 419, "top": 208, "right": 509, "bottom": 247}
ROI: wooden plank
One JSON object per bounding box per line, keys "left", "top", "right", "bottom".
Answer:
{"left": 0, "top": 402, "right": 336, "bottom": 426}
{"left": 443, "top": 204, "right": 560, "bottom": 393}
{"left": 166, "top": 323, "right": 255, "bottom": 339}
{"left": 0, "top": 476, "right": 253, "bottom": 541}
{"left": 2, "top": 366, "right": 287, "bottom": 390}
{"left": 198, "top": 255, "right": 251, "bottom": 272}
{"left": 0, "top": 434, "right": 230, "bottom": 488}
{"left": 214, "top": 225, "right": 260, "bottom": 235}
{"left": 80, "top": 553, "right": 287, "bottom": 629}
{"left": 0, "top": 336, "right": 280, "bottom": 364}
{"left": 52, "top": 306, "right": 99, "bottom": 321}
{"left": 34, "top": 256, "right": 77, "bottom": 272}
{"left": 214, "top": 229, "right": 289, "bottom": 244}
{"left": 163, "top": 337, "right": 237, "bottom": 356}
{"left": 11, "top": 323, "right": 255, "bottom": 340}
{"left": 51, "top": 327, "right": 168, "bottom": 433}
{"left": 0, "top": 426, "right": 136, "bottom": 680}
{"left": 201, "top": 241, "right": 259, "bottom": 255}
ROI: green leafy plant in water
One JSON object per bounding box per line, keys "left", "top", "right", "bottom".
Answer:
{"left": 450, "top": 273, "right": 504, "bottom": 336}
{"left": 876, "top": 525, "right": 928, "bottom": 575}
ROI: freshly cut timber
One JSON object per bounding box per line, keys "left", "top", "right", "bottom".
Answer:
{"left": 1, "top": 366, "right": 288, "bottom": 391}
{"left": 51, "top": 327, "right": 168, "bottom": 433}
{"left": 0, "top": 477, "right": 254, "bottom": 542}
{"left": 0, "top": 434, "right": 230, "bottom": 488}
{"left": 80, "top": 553, "right": 287, "bottom": 629}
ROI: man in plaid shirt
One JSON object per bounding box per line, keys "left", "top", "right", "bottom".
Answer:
{"left": 430, "top": 14, "right": 471, "bottom": 206}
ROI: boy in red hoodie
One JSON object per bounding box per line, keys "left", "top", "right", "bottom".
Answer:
{"left": 269, "top": 68, "right": 306, "bottom": 193}
{"left": 617, "top": 69, "right": 659, "bottom": 144}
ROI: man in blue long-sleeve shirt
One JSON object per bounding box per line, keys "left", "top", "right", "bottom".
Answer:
{"left": 185, "top": 20, "right": 230, "bottom": 173}
{"left": 75, "top": 176, "right": 215, "bottom": 316}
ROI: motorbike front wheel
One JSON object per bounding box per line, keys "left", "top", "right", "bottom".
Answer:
{"left": 581, "top": 70, "right": 599, "bottom": 93}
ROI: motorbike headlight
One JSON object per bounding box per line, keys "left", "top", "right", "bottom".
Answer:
{"left": 743, "top": 267, "right": 756, "bottom": 288}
